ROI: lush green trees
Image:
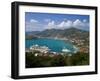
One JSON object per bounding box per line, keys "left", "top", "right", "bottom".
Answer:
{"left": 26, "top": 52, "right": 89, "bottom": 68}
{"left": 70, "top": 52, "right": 89, "bottom": 66}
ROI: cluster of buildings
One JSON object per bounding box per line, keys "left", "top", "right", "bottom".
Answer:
{"left": 68, "top": 37, "right": 89, "bottom": 53}
{"left": 70, "top": 38, "right": 84, "bottom": 46}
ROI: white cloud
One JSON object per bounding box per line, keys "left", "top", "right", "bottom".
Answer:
{"left": 30, "top": 19, "right": 38, "bottom": 23}
{"left": 45, "top": 20, "right": 56, "bottom": 29}
{"left": 73, "top": 19, "right": 84, "bottom": 27}
{"left": 26, "top": 18, "right": 89, "bottom": 32}
{"left": 57, "top": 20, "right": 73, "bottom": 29}
{"left": 45, "top": 20, "right": 73, "bottom": 30}
{"left": 65, "top": 20, "right": 73, "bottom": 27}
{"left": 58, "top": 21, "right": 65, "bottom": 27}
{"left": 48, "top": 21, "right": 55, "bottom": 26}
{"left": 45, "top": 19, "right": 89, "bottom": 30}
{"left": 73, "top": 19, "right": 89, "bottom": 30}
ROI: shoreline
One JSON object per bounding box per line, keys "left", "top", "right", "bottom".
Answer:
{"left": 25, "top": 37, "right": 79, "bottom": 54}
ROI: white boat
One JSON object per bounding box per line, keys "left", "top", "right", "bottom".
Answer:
{"left": 73, "top": 46, "right": 78, "bottom": 53}
{"left": 62, "top": 47, "right": 71, "bottom": 53}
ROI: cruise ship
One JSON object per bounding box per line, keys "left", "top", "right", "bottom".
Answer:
{"left": 30, "top": 44, "right": 50, "bottom": 53}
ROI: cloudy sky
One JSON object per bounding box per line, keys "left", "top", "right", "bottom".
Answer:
{"left": 25, "top": 12, "right": 89, "bottom": 32}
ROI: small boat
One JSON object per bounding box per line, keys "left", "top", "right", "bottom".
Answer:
{"left": 62, "top": 47, "right": 71, "bottom": 53}
{"left": 73, "top": 46, "right": 78, "bottom": 53}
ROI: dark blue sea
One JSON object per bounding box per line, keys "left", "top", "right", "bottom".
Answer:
{"left": 25, "top": 38, "right": 76, "bottom": 53}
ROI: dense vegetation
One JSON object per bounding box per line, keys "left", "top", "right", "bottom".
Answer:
{"left": 26, "top": 52, "right": 89, "bottom": 68}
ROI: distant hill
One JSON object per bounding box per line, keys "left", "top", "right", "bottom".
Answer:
{"left": 38, "top": 28, "right": 88, "bottom": 39}
{"left": 26, "top": 27, "right": 89, "bottom": 40}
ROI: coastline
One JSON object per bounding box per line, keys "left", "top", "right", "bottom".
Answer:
{"left": 25, "top": 37, "right": 79, "bottom": 54}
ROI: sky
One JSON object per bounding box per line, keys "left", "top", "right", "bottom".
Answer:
{"left": 25, "top": 12, "right": 89, "bottom": 32}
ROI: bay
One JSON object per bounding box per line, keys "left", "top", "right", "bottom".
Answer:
{"left": 25, "top": 38, "right": 76, "bottom": 53}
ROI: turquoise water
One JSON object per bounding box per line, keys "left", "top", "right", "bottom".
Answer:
{"left": 25, "top": 38, "right": 76, "bottom": 53}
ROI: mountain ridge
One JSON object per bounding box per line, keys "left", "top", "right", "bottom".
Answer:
{"left": 26, "top": 27, "right": 89, "bottom": 40}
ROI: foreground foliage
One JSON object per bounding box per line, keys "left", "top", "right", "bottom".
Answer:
{"left": 26, "top": 52, "right": 89, "bottom": 68}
